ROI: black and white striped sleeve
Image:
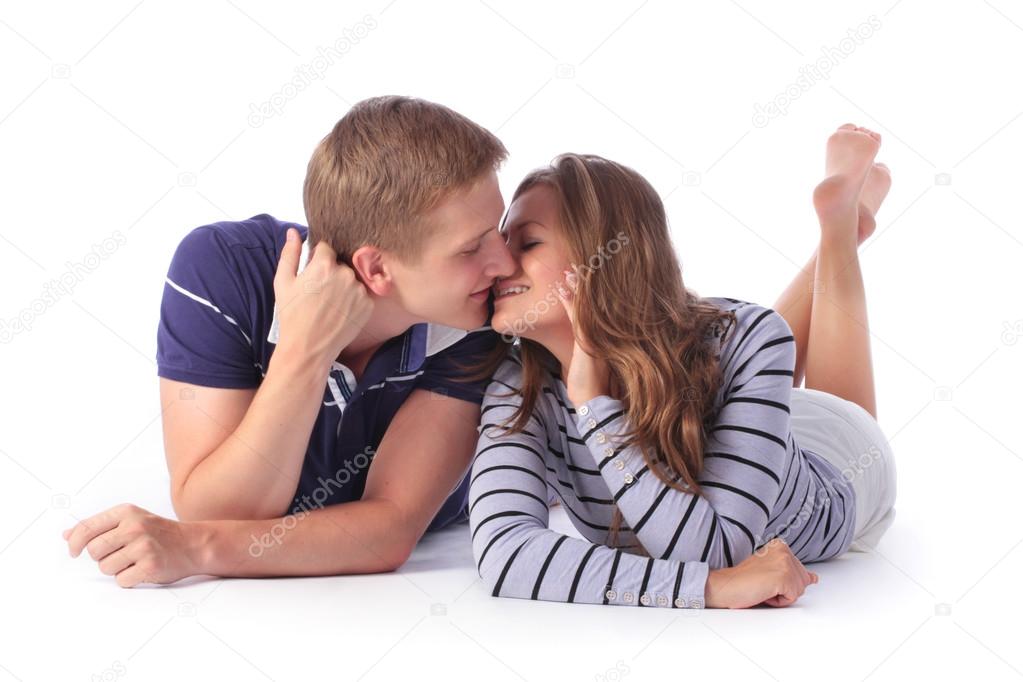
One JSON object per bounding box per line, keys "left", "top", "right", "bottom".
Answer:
{"left": 574, "top": 305, "right": 796, "bottom": 568}
{"left": 469, "top": 375, "right": 710, "bottom": 609}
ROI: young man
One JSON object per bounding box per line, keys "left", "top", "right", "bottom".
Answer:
{"left": 62, "top": 96, "right": 516, "bottom": 587}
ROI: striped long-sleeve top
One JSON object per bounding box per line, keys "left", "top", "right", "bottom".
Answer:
{"left": 468, "top": 297, "right": 856, "bottom": 609}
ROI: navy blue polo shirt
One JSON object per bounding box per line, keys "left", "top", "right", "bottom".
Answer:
{"left": 155, "top": 214, "right": 498, "bottom": 531}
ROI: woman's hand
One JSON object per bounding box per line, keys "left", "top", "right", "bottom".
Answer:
{"left": 556, "top": 269, "right": 611, "bottom": 405}
{"left": 705, "top": 538, "right": 820, "bottom": 608}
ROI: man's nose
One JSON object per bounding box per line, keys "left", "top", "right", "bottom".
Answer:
{"left": 486, "top": 235, "right": 517, "bottom": 279}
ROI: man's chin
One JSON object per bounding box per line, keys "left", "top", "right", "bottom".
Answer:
{"left": 432, "top": 306, "right": 489, "bottom": 332}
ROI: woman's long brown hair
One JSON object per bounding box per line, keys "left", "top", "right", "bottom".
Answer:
{"left": 481, "top": 153, "right": 739, "bottom": 550}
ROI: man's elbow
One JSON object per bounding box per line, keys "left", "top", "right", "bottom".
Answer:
{"left": 170, "top": 484, "right": 205, "bottom": 521}
{"left": 377, "top": 540, "right": 415, "bottom": 573}
{"left": 362, "top": 499, "right": 427, "bottom": 572}
{"left": 170, "top": 482, "right": 281, "bottom": 523}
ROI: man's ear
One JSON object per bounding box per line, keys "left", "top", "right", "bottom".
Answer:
{"left": 350, "top": 245, "right": 394, "bottom": 296}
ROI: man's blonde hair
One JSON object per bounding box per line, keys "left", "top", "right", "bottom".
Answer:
{"left": 303, "top": 96, "right": 507, "bottom": 264}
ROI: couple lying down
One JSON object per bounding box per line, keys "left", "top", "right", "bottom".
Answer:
{"left": 62, "top": 96, "right": 896, "bottom": 610}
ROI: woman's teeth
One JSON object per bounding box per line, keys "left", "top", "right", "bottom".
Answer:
{"left": 496, "top": 286, "right": 530, "bottom": 298}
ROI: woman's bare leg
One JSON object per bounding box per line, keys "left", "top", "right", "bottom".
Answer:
{"left": 773, "top": 162, "right": 890, "bottom": 388}
{"left": 800, "top": 124, "right": 888, "bottom": 419}
{"left": 773, "top": 252, "right": 817, "bottom": 388}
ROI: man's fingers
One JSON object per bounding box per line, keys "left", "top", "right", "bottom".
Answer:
{"left": 98, "top": 546, "right": 136, "bottom": 577}
{"left": 67, "top": 508, "right": 125, "bottom": 557}
{"left": 275, "top": 227, "right": 302, "bottom": 282}
{"left": 310, "top": 236, "right": 339, "bottom": 265}
{"left": 86, "top": 525, "right": 131, "bottom": 562}
{"left": 115, "top": 562, "right": 151, "bottom": 589}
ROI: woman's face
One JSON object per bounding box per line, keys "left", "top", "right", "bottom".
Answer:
{"left": 491, "top": 184, "right": 573, "bottom": 340}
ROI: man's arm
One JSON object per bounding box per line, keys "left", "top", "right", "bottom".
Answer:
{"left": 199, "top": 388, "right": 481, "bottom": 575}
{"left": 163, "top": 345, "right": 329, "bottom": 522}
{"left": 65, "top": 388, "right": 482, "bottom": 583}
{"left": 162, "top": 226, "right": 372, "bottom": 521}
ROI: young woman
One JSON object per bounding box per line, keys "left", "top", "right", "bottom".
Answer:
{"left": 468, "top": 124, "right": 898, "bottom": 609}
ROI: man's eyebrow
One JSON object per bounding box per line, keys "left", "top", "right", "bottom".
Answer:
{"left": 460, "top": 224, "right": 498, "bottom": 248}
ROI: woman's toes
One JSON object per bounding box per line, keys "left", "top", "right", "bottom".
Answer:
{"left": 838, "top": 123, "right": 858, "bottom": 131}
{"left": 857, "top": 126, "right": 882, "bottom": 143}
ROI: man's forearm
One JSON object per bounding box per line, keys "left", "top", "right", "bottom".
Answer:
{"left": 190, "top": 497, "right": 414, "bottom": 577}
{"left": 176, "top": 348, "right": 330, "bottom": 520}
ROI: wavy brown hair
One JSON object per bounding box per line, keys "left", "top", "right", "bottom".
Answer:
{"left": 484, "top": 153, "right": 739, "bottom": 550}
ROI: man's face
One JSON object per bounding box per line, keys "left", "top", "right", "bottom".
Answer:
{"left": 386, "top": 171, "right": 516, "bottom": 330}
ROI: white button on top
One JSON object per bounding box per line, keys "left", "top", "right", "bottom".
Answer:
{"left": 603, "top": 446, "right": 614, "bottom": 457}
{"left": 605, "top": 589, "right": 617, "bottom": 601}
{"left": 657, "top": 595, "right": 669, "bottom": 607}
{"left": 586, "top": 418, "right": 597, "bottom": 429}
{"left": 690, "top": 597, "right": 704, "bottom": 609}
{"left": 595, "top": 432, "right": 607, "bottom": 443}
{"left": 613, "top": 459, "right": 625, "bottom": 471}
{"left": 674, "top": 597, "right": 687, "bottom": 608}
{"left": 623, "top": 591, "right": 634, "bottom": 603}
{"left": 640, "top": 594, "right": 651, "bottom": 606}
{"left": 578, "top": 405, "right": 589, "bottom": 416}
{"left": 623, "top": 473, "right": 635, "bottom": 484}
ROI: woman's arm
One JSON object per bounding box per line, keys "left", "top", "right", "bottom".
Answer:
{"left": 569, "top": 304, "right": 797, "bottom": 568}
{"left": 470, "top": 398, "right": 709, "bottom": 608}
{"left": 470, "top": 380, "right": 817, "bottom": 609}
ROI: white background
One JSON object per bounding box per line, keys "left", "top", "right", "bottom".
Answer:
{"left": 2, "top": 0, "right": 1022, "bottom": 680}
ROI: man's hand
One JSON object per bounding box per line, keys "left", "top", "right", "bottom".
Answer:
{"left": 274, "top": 227, "right": 374, "bottom": 369}
{"left": 62, "top": 504, "right": 208, "bottom": 587}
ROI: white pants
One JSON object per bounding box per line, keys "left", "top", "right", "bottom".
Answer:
{"left": 789, "top": 387, "right": 898, "bottom": 552}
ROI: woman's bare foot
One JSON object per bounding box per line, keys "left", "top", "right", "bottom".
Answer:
{"left": 812, "top": 124, "right": 882, "bottom": 242}
{"left": 857, "top": 162, "right": 891, "bottom": 244}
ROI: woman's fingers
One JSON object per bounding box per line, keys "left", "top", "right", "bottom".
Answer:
{"left": 791, "top": 555, "right": 814, "bottom": 588}
{"left": 787, "top": 558, "right": 811, "bottom": 597}
{"left": 556, "top": 270, "right": 576, "bottom": 324}
{"left": 763, "top": 594, "right": 796, "bottom": 608}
